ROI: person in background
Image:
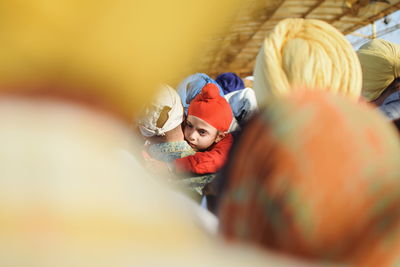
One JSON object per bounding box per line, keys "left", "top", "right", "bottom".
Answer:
{"left": 174, "top": 83, "right": 234, "bottom": 175}
{"left": 253, "top": 18, "right": 362, "bottom": 107}
{"left": 177, "top": 73, "right": 224, "bottom": 114}
{"left": 218, "top": 90, "right": 400, "bottom": 266}
{"left": 138, "top": 84, "right": 194, "bottom": 162}
{"left": 214, "top": 72, "right": 256, "bottom": 130}
{"left": 215, "top": 72, "right": 245, "bottom": 95}
{"left": 224, "top": 75, "right": 257, "bottom": 131}
{"left": 224, "top": 87, "right": 258, "bottom": 128}
{"left": 357, "top": 39, "right": 400, "bottom": 120}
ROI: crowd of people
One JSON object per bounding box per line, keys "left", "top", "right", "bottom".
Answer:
{"left": 0, "top": 1, "right": 400, "bottom": 265}
{"left": 136, "top": 18, "right": 400, "bottom": 265}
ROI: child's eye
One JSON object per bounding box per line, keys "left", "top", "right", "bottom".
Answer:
{"left": 199, "top": 130, "right": 206, "bottom": 136}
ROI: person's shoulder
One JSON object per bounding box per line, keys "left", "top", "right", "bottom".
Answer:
{"left": 148, "top": 141, "right": 194, "bottom": 162}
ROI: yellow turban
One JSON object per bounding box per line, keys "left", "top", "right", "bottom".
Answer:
{"left": 0, "top": 0, "right": 240, "bottom": 118}
{"left": 357, "top": 39, "right": 400, "bottom": 101}
{"left": 253, "top": 18, "right": 362, "bottom": 106}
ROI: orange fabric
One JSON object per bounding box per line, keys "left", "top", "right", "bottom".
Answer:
{"left": 175, "top": 134, "right": 233, "bottom": 174}
{"left": 218, "top": 90, "right": 400, "bottom": 265}
{"left": 188, "top": 84, "right": 233, "bottom": 132}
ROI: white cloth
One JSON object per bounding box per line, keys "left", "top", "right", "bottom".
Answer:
{"left": 174, "top": 192, "right": 219, "bottom": 235}
{"left": 228, "top": 117, "right": 241, "bottom": 132}
{"left": 138, "top": 85, "right": 184, "bottom": 137}
{"left": 224, "top": 88, "right": 258, "bottom": 123}
{"left": 244, "top": 76, "right": 254, "bottom": 82}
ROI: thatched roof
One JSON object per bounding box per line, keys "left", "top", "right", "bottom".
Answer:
{"left": 197, "top": 0, "right": 400, "bottom": 78}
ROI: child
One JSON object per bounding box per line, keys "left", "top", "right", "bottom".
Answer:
{"left": 174, "top": 83, "right": 234, "bottom": 174}
{"left": 137, "top": 85, "right": 217, "bottom": 199}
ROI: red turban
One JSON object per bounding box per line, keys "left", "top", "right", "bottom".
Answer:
{"left": 188, "top": 83, "right": 233, "bottom": 132}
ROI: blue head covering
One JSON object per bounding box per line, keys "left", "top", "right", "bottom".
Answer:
{"left": 215, "top": 72, "right": 244, "bottom": 94}
{"left": 177, "top": 73, "right": 224, "bottom": 114}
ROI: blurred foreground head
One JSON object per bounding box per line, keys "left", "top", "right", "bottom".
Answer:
{"left": 0, "top": 97, "right": 193, "bottom": 265}
{"left": 253, "top": 18, "right": 362, "bottom": 107}
{"left": 219, "top": 90, "right": 400, "bottom": 265}
{"left": 0, "top": 0, "right": 241, "bottom": 118}
{"left": 0, "top": 97, "right": 301, "bottom": 266}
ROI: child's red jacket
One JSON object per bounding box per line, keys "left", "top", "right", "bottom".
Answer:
{"left": 175, "top": 134, "right": 233, "bottom": 174}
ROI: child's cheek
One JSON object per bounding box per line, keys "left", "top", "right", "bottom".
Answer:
{"left": 183, "top": 129, "right": 189, "bottom": 140}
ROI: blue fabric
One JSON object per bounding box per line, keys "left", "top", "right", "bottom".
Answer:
{"left": 215, "top": 72, "right": 245, "bottom": 94}
{"left": 177, "top": 73, "right": 224, "bottom": 114}
{"left": 379, "top": 91, "right": 400, "bottom": 121}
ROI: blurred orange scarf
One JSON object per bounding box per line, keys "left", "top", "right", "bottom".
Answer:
{"left": 219, "top": 90, "right": 400, "bottom": 266}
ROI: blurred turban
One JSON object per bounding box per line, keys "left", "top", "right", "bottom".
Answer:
{"left": 216, "top": 72, "right": 245, "bottom": 94}
{"left": 253, "top": 18, "right": 362, "bottom": 107}
{"left": 0, "top": 0, "right": 240, "bottom": 118}
{"left": 219, "top": 90, "right": 400, "bottom": 266}
{"left": 357, "top": 39, "right": 400, "bottom": 101}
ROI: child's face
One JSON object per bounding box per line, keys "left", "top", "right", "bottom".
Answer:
{"left": 184, "top": 115, "right": 218, "bottom": 151}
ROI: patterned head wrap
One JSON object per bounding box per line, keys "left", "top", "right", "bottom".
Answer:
{"left": 219, "top": 90, "right": 400, "bottom": 265}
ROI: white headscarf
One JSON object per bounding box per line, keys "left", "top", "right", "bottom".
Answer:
{"left": 138, "top": 85, "right": 184, "bottom": 137}
{"left": 224, "top": 88, "right": 258, "bottom": 123}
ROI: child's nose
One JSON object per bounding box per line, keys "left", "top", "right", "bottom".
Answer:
{"left": 188, "top": 130, "right": 197, "bottom": 141}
